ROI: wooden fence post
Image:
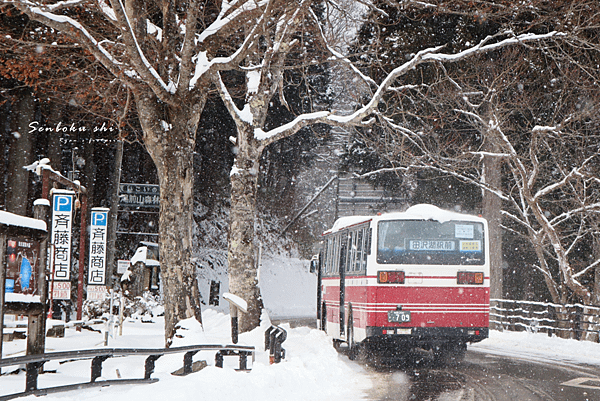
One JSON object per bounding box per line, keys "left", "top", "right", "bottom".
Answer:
{"left": 574, "top": 305, "right": 583, "bottom": 341}
{"left": 548, "top": 305, "right": 555, "bottom": 337}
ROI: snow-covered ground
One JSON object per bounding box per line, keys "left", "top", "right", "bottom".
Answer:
{"left": 3, "top": 256, "right": 600, "bottom": 400}
{"left": 472, "top": 329, "right": 600, "bottom": 367}
{"left": 3, "top": 310, "right": 600, "bottom": 401}
{"left": 1, "top": 310, "right": 371, "bottom": 401}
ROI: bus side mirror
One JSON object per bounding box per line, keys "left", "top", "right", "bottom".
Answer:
{"left": 309, "top": 255, "right": 319, "bottom": 274}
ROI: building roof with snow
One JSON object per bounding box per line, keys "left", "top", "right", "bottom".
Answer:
{"left": 0, "top": 210, "right": 47, "bottom": 239}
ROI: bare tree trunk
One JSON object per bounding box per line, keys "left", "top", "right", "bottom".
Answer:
{"left": 129, "top": 261, "right": 146, "bottom": 298}
{"left": 527, "top": 194, "right": 591, "bottom": 304}
{"left": 593, "top": 234, "right": 600, "bottom": 305}
{"left": 157, "top": 142, "right": 203, "bottom": 343}
{"left": 136, "top": 91, "right": 205, "bottom": 346}
{"left": 45, "top": 102, "right": 63, "bottom": 170}
{"left": 7, "top": 88, "right": 35, "bottom": 215}
{"left": 227, "top": 132, "right": 264, "bottom": 333}
{"left": 482, "top": 139, "right": 504, "bottom": 300}
{"left": 531, "top": 235, "right": 562, "bottom": 304}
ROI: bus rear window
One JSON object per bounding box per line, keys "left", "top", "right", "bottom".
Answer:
{"left": 377, "top": 220, "right": 485, "bottom": 265}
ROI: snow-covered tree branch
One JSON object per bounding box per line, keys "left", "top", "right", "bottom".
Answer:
{"left": 7, "top": 0, "right": 600, "bottom": 338}
{"left": 344, "top": 1, "right": 600, "bottom": 308}
{"left": 0, "top": 0, "right": 292, "bottom": 344}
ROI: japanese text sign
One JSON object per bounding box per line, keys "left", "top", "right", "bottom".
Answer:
{"left": 51, "top": 191, "right": 74, "bottom": 282}
{"left": 119, "top": 183, "right": 159, "bottom": 208}
{"left": 88, "top": 208, "right": 109, "bottom": 286}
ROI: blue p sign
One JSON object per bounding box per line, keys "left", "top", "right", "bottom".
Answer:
{"left": 53, "top": 194, "right": 73, "bottom": 212}
{"left": 92, "top": 210, "right": 108, "bottom": 226}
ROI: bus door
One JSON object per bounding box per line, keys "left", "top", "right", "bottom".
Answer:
{"left": 311, "top": 253, "right": 323, "bottom": 329}
{"left": 339, "top": 232, "right": 347, "bottom": 337}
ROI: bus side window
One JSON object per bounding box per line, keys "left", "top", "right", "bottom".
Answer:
{"left": 343, "top": 232, "right": 352, "bottom": 272}
{"left": 329, "top": 236, "right": 334, "bottom": 275}
{"left": 354, "top": 229, "right": 362, "bottom": 271}
{"left": 339, "top": 234, "right": 347, "bottom": 275}
{"left": 330, "top": 237, "right": 335, "bottom": 275}
{"left": 356, "top": 228, "right": 364, "bottom": 272}
{"left": 350, "top": 231, "right": 357, "bottom": 272}
{"left": 352, "top": 231, "right": 358, "bottom": 272}
{"left": 333, "top": 235, "right": 340, "bottom": 274}
{"left": 322, "top": 239, "right": 329, "bottom": 275}
{"left": 345, "top": 232, "right": 353, "bottom": 273}
{"left": 328, "top": 238, "right": 333, "bottom": 275}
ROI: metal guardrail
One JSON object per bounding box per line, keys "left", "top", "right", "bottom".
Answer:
{"left": 264, "top": 325, "right": 286, "bottom": 364}
{"left": 0, "top": 343, "right": 255, "bottom": 401}
{"left": 490, "top": 299, "right": 600, "bottom": 342}
{"left": 3, "top": 318, "right": 105, "bottom": 332}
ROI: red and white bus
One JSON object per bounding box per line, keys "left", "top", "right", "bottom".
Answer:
{"left": 314, "top": 204, "right": 489, "bottom": 362}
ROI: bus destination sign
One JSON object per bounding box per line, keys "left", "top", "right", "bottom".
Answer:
{"left": 408, "top": 239, "right": 455, "bottom": 252}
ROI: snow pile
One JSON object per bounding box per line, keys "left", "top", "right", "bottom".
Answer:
{"left": 166, "top": 311, "right": 370, "bottom": 401}
{"left": 1, "top": 309, "right": 371, "bottom": 401}
{"left": 3, "top": 294, "right": 41, "bottom": 303}
{"left": 82, "top": 292, "right": 163, "bottom": 320}
{"left": 472, "top": 329, "right": 600, "bottom": 367}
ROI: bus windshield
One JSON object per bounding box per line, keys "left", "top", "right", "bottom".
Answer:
{"left": 377, "top": 220, "right": 485, "bottom": 265}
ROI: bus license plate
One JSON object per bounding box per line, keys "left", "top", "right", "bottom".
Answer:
{"left": 388, "top": 310, "right": 411, "bottom": 323}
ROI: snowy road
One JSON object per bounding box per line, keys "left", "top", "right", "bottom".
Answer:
{"left": 359, "top": 348, "right": 600, "bottom": 401}
{"left": 276, "top": 316, "right": 600, "bottom": 400}
{"left": 3, "top": 312, "right": 600, "bottom": 401}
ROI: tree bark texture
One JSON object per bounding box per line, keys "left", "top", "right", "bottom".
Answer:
{"left": 135, "top": 91, "right": 205, "bottom": 346}
{"left": 594, "top": 236, "right": 600, "bottom": 305}
{"left": 482, "top": 142, "right": 503, "bottom": 300}
{"left": 7, "top": 88, "right": 35, "bottom": 216}
{"left": 227, "top": 131, "right": 264, "bottom": 333}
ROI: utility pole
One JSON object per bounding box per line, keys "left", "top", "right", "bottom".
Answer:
{"left": 106, "top": 140, "right": 124, "bottom": 288}
{"left": 38, "top": 165, "right": 88, "bottom": 325}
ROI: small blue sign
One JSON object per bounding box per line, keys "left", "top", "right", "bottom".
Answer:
{"left": 20, "top": 257, "right": 32, "bottom": 290}
{"left": 92, "top": 210, "right": 108, "bottom": 226}
{"left": 53, "top": 194, "right": 73, "bottom": 212}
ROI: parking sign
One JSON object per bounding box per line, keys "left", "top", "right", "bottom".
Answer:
{"left": 88, "top": 208, "right": 109, "bottom": 286}
{"left": 51, "top": 190, "right": 74, "bottom": 285}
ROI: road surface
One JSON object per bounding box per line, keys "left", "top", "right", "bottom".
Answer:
{"left": 275, "top": 318, "right": 600, "bottom": 401}
{"left": 361, "top": 347, "right": 600, "bottom": 401}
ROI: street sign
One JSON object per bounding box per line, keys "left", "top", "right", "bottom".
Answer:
{"left": 88, "top": 208, "right": 109, "bottom": 285}
{"left": 51, "top": 190, "right": 74, "bottom": 282}
{"left": 117, "top": 260, "right": 131, "bottom": 274}
{"left": 119, "top": 183, "right": 159, "bottom": 208}
{"left": 52, "top": 281, "right": 71, "bottom": 300}
{"left": 87, "top": 285, "right": 107, "bottom": 301}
